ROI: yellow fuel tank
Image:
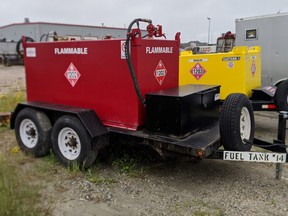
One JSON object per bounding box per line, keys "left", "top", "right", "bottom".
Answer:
{"left": 179, "top": 46, "right": 261, "bottom": 100}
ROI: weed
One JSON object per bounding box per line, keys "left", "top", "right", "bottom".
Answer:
{"left": 43, "top": 152, "right": 60, "bottom": 165}
{"left": 0, "top": 126, "right": 7, "bottom": 133}
{"left": 85, "top": 167, "right": 117, "bottom": 185}
{"left": 194, "top": 210, "right": 208, "bottom": 216}
{"left": 193, "top": 209, "right": 224, "bottom": 216}
{"left": 0, "top": 91, "right": 26, "bottom": 112}
{"left": 88, "top": 175, "right": 117, "bottom": 185}
{"left": 193, "top": 198, "right": 208, "bottom": 207}
{"left": 0, "top": 155, "right": 46, "bottom": 216}
{"left": 192, "top": 199, "right": 224, "bottom": 216}
{"left": 0, "top": 91, "right": 26, "bottom": 127}
{"left": 112, "top": 153, "right": 150, "bottom": 177}
{"left": 66, "top": 161, "right": 84, "bottom": 178}
{"left": 34, "top": 153, "right": 62, "bottom": 174}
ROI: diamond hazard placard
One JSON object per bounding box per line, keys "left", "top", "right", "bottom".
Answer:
{"left": 154, "top": 60, "right": 167, "bottom": 85}
{"left": 64, "top": 63, "right": 81, "bottom": 87}
{"left": 251, "top": 60, "right": 256, "bottom": 77}
{"left": 190, "top": 63, "right": 206, "bottom": 80}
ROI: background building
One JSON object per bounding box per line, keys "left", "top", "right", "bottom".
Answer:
{"left": 0, "top": 20, "right": 128, "bottom": 43}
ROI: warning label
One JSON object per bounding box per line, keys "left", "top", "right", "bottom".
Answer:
{"left": 251, "top": 60, "right": 256, "bottom": 77}
{"left": 222, "top": 56, "right": 240, "bottom": 61}
{"left": 190, "top": 63, "right": 206, "bottom": 80}
{"left": 227, "top": 61, "right": 234, "bottom": 68}
{"left": 64, "top": 63, "right": 81, "bottom": 87}
{"left": 154, "top": 60, "right": 167, "bottom": 85}
{"left": 121, "top": 41, "right": 127, "bottom": 59}
{"left": 188, "top": 58, "right": 208, "bottom": 63}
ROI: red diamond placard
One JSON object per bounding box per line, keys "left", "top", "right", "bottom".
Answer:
{"left": 64, "top": 63, "right": 81, "bottom": 87}
{"left": 154, "top": 60, "right": 167, "bottom": 85}
{"left": 190, "top": 63, "right": 206, "bottom": 80}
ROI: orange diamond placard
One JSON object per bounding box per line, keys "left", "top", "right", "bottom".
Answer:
{"left": 154, "top": 60, "right": 167, "bottom": 85}
{"left": 190, "top": 63, "right": 206, "bottom": 80}
{"left": 64, "top": 63, "right": 81, "bottom": 87}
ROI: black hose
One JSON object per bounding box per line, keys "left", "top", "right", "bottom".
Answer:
{"left": 125, "top": 18, "right": 152, "bottom": 106}
{"left": 16, "top": 36, "right": 34, "bottom": 57}
{"left": 40, "top": 34, "right": 47, "bottom": 41}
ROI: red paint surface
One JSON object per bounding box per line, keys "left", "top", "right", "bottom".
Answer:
{"left": 23, "top": 37, "right": 179, "bottom": 130}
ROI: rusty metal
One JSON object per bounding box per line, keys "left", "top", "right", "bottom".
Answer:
{"left": 0, "top": 112, "right": 11, "bottom": 126}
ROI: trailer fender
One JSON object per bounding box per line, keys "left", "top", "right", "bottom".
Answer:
{"left": 275, "top": 79, "right": 288, "bottom": 111}
{"left": 11, "top": 102, "right": 108, "bottom": 139}
{"left": 273, "top": 78, "right": 288, "bottom": 87}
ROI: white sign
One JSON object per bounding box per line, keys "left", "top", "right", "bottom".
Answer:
{"left": 26, "top": 47, "right": 36, "bottom": 57}
{"left": 188, "top": 58, "right": 208, "bottom": 62}
{"left": 198, "top": 45, "right": 216, "bottom": 53}
{"left": 121, "top": 41, "right": 127, "bottom": 59}
{"left": 223, "top": 151, "right": 287, "bottom": 163}
{"left": 214, "top": 93, "right": 220, "bottom": 101}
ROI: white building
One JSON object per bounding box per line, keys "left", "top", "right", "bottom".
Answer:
{"left": 0, "top": 21, "right": 128, "bottom": 42}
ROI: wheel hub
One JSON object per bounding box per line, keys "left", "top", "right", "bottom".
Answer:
{"left": 240, "top": 107, "right": 251, "bottom": 143}
{"left": 58, "top": 127, "right": 81, "bottom": 160}
{"left": 19, "top": 119, "right": 38, "bottom": 148}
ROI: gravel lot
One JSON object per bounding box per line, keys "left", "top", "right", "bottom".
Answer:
{"left": 0, "top": 65, "right": 287, "bottom": 216}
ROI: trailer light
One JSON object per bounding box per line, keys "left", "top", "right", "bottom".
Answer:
{"left": 262, "top": 104, "right": 276, "bottom": 109}
{"left": 197, "top": 150, "right": 205, "bottom": 157}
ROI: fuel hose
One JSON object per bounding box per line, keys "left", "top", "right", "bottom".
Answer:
{"left": 125, "top": 18, "right": 152, "bottom": 106}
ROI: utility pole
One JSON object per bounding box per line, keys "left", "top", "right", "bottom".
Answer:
{"left": 207, "top": 17, "right": 211, "bottom": 44}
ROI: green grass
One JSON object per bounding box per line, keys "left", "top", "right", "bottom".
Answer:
{"left": 0, "top": 91, "right": 26, "bottom": 127}
{"left": 0, "top": 155, "right": 45, "bottom": 216}
{"left": 86, "top": 168, "right": 117, "bottom": 185}
{"left": 112, "top": 153, "right": 150, "bottom": 177}
{"left": 0, "top": 91, "right": 26, "bottom": 112}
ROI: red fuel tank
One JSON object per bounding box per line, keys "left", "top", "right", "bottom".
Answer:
{"left": 23, "top": 31, "right": 180, "bottom": 130}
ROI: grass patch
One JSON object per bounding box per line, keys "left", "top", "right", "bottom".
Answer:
{"left": 193, "top": 209, "right": 224, "bottom": 216}
{"left": 112, "top": 153, "right": 150, "bottom": 177}
{"left": 0, "top": 155, "right": 46, "bottom": 216}
{"left": 86, "top": 168, "right": 117, "bottom": 185}
{"left": 34, "top": 153, "right": 62, "bottom": 175}
{"left": 191, "top": 199, "right": 224, "bottom": 216}
{"left": 0, "top": 91, "right": 26, "bottom": 112}
{"left": 0, "top": 91, "right": 26, "bottom": 127}
{"left": 67, "top": 161, "right": 83, "bottom": 176}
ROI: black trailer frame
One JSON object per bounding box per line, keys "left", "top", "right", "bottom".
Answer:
{"left": 11, "top": 102, "right": 287, "bottom": 161}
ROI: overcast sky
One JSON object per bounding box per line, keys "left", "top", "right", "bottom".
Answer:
{"left": 1, "top": 0, "right": 288, "bottom": 43}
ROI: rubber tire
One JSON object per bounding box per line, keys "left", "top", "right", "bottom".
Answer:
{"left": 220, "top": 93, "right": 254, "bottom": 151}
{"left": 15, "top": 108, "right": 52, "bottom": 157}
{"left": 275, "top": 79, "right": 288, "bottom": 111}
{"left": 51, "top": 115, "right": 98, "bottom": 169}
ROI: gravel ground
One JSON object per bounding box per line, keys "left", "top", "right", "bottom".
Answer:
{"left": 0, "top": 65, "right": 287, "bottom": 216}
{"left": 0, "top": 65, "right": 25, "bottom": 94}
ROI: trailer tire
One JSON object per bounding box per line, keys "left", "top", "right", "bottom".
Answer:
{"left": 275, "top": 79, "right": 288, "bottom": 111}
{"left": 51, "top": 115, "right": 98, "bottom": 169}
{"left": 15, "top": 108, "right": 52, "bottom": 157}
{"left": 220, "top": 93, "right": 254, "bottom": 151}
